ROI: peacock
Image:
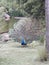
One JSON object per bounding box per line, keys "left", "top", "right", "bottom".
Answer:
{"left": 21, "top": 38, "right": 27, "bottom": 45}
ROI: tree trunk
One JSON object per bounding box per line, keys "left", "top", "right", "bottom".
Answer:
{"left": 45, "top": 0, "right": 49, "bottom": 58}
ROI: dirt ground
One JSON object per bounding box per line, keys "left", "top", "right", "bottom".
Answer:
{"left": 0, "top": 41, "right": 49, "bottom": 65}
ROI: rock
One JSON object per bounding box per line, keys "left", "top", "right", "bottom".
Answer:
{"left": 31, "top": 41, "right": 40, "bottom": 48}
{"left": 1, "top": 33, "right": 10, "bottom": 42}
{"left": 4, "top": 13, "right": 10, "bottom": 21}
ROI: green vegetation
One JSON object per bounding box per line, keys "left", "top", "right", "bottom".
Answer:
{"left": 0, "top": 0, "right": 45, "bottom": 19}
